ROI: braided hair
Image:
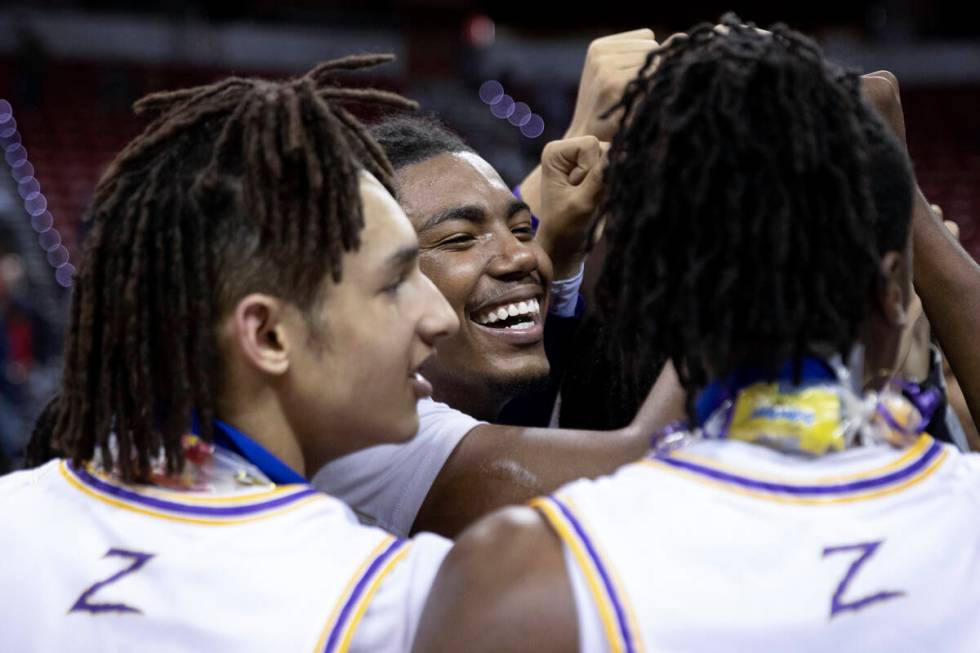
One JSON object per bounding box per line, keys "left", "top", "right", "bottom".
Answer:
{"left": 47, "top": 55, "right": 415, "bottom": 481}
{"left": 596, "top": 15, "right": 913, "bottom": 410}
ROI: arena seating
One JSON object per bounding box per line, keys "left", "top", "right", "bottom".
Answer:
{"left": 3, "top": 58, "right": 979, "bottom": 259}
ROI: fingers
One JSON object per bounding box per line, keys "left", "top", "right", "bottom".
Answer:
{"left": 590, "top": 28, "right": 656, "bottom": 46}
{"left": 867, "top": 69, "right": 900, "bottom": 93}
{"left": 569, "top": 141, "right": 607, "bottom": 186}
{"left": 944, "top": 219, "right": 960, "bottom": 241}
{"left": 861, "top": 70, "right": 901, "bottom": 104}
{"left": 929, "top": 204, "right": 960, "bottom": 242}
{"left": 578, "top": 146, "right": 608, "bottom": 189}
{"left": 860, "top": 70, "right": 906, "bottom": 145}
{"left": 591, "top": 40, "right": 659, "bottom": 54}
{"left": 543, "top": 135, "right": 603, "bottom": 178}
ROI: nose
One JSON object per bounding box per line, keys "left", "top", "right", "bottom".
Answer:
{"left": 418, "top": 274, "right": 460, "bottom": 345}
{"left": 485, "top": 232, "right": 538, "bottom": 279}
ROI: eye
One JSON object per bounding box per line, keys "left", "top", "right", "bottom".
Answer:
{"left": 511, "top": 223, "right": 534, "bottom": 240}
{"left": 437, "top": 234, "right": 477, "bottom": 248}
{"left": 383, "top": 271, "right": 411, "bottom": 295}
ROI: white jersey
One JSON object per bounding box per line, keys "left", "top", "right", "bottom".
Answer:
{"left": 313, "top": 398, "right": 484, "bottom": 536}
{"left": 0, "top": 454, "right": 450, "bottom": 652}
{"left": 535, "top": 434, "right": 980, "bottom": 652}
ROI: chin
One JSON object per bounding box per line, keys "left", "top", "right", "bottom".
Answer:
{"left": 385, "top": 412, "right": 421, "bottom": 444}
{"left": 484, "top": 362, "right": 552, "bottom": 397}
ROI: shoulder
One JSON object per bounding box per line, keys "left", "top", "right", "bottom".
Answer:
{"left": 411, "top": 505, "right": 578, "bottom": 653}
{"left": 312, "top": 400, "right": 484, "bottom": 535}
{"left": 347, "top": 532, "right": 453, "bottom": 653}
{"left": 318, "top": 399, "right": 482, "bottom": 478}
{"left": 0, "top": 460, "right": 60, "bottom": 505}
{"left": 417, "top": 397, "right": 485, "bottom": 435}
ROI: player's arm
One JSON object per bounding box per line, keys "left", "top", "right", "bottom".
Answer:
{"left": 909, "top": 188, "right": 980, "bottom": 429}
{"left": 411, "top": 505, "right": 577, "bottom": 653}
{"left": 863, "top": 71, "right": 980, "bottom": 428}
{"left": 518, "top": 28, "right": 658, "bottom": 219}
{"left": 413, "top": 362, "right": 685, "bottom": 537}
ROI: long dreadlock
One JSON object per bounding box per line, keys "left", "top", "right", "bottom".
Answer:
{"left": 44, "top": 55, "right": 415, "bottom": 481}
{"left": 596, "top": 15, "right": 913, "bottom": 414}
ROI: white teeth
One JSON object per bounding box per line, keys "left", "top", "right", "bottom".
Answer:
{"left": 505, "top": 321, "right": 535, "bottom": 330}
{"left": 474, "top": 299, "right": 543, "bottom": 325}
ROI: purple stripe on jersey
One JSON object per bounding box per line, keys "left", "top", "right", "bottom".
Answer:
{"left": 67, "top": 462, "right": 318, "bottom": 517}
{"left": 551, "top": 497, "right": 637, "bottom": 653}
{"left": 323, "top": 538, "right": 407, "bottom": 653}
{"left": 652, "top": 438, "right": 943, "bottom": 497}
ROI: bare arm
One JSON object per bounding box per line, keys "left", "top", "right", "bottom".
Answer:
{"left": 411, "top": 506, "right": 577, "bottom": 653}
{"left": 911, "top": 189, "right": 980, "bottom": 428}
{"left": 862, "top": 71, "right": 980, "bottom": 429}
{"left": 413, "top": 362, "right": 685, "bottom": 537}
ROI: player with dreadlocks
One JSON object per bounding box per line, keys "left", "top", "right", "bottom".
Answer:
{"left": 0, "top": 56, "right": 459, "bottom": 651}
{"left": 412, "top": 17, "right": 980, "bottom": 652}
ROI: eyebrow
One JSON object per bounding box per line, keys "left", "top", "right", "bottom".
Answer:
{"left": 418, "top": 200, "right": 531, "bottom": 233}
{"left": 384, "top": 245, "right": 420, "bottom": 272}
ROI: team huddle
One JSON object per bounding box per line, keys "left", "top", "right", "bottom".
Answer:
{"left": 3, "top": 15, "right": 980, "bottom": 652}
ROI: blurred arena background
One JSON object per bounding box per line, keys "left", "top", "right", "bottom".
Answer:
{"left": 0, "top": 0, "right": 977, "bottom": 471}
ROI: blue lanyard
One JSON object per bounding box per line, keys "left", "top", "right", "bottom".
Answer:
{"left": 211, "top": 419, "right": 308, "bottom": 485}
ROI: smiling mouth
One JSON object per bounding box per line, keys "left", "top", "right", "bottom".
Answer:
{"left": 471, "top": 298, "right": 542, "bottom": 331}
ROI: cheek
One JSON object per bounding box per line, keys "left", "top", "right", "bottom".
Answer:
{"left": 420, "top": 252, "right": 483, "bottom": 312}
{"left": 534, "top": 245, "right": 555, "bottom": 284}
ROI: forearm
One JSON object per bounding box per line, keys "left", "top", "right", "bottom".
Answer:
{"left": 912, "top": 187, "right": 980, "bottom": 427}
{"left": 413, "top": 364, "right": 685, "bottom": 538}
{"left": 517, "top": 165, "right": 543, "bottom": 219}
{"left": 412, "top": 423, "right": 649, "bottom": 538}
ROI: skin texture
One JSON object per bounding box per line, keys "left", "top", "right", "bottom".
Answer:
{"left": 216, "top": 173, "right": 458, "bottom": 477}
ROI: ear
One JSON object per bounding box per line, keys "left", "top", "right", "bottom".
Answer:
{"left": 875, "top": 251, "right": 908, "bottom": 328}
{"left": 230, "top": 293, "right": 294, "bottom": 376}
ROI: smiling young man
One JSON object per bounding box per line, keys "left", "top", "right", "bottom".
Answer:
{"left": 312, "top": 31, "right": 690, "bottom": 539}
{"left": 386, "top": 129, "right": 557, "bottom": 420}
{"left": 0, "top": 58, "right": 460, "bottom": 651}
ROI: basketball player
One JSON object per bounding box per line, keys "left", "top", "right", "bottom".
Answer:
{"left": 413, "top": 19, "right": 980, "bottom": 652}
{"left": 0, "top": 57, "right": 459, "bottom": 651}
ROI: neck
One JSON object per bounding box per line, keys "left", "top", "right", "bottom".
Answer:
{"left": 218, "top": 389, "right": 307, "bottom": 479}
{"left": 428, "top": 373, "right": 509, "bottom": 421}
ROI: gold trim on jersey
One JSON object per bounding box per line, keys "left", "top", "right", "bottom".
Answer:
{"left": 59, "top": 461, "right": 324, "bottom": 525}
{"left": 532, "top": 496, "right": 645, "bottom": 653}
{"left": 314, "top": 536, "right": 412, "bottom": 653}
{"left": 642, "top": 435, "right": 949, "bottom": 505}
{"left": 664, "top": 433, "right": 933, "bottom": 485}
